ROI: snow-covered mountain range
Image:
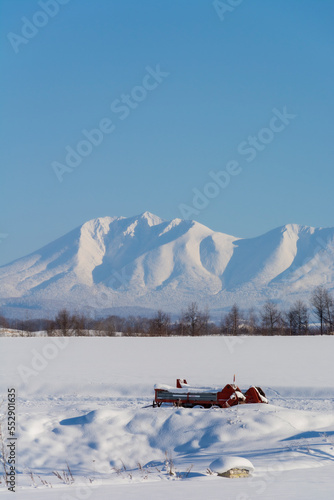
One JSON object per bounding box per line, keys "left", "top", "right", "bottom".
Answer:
{"left": 0, "top": 212, "right": 333, "bottom": 319}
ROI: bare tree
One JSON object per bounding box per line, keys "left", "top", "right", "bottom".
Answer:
{"left": 54, "top": 309, "right": 73, "bottom": 336}
{"left": 182, "top": 302, "right": 198, "bottom": 336}
{"left": 100, "top": 317, "right": 116, "bottom": 336}
{"left": 287, "top": 300, "right": 308, "bottom": 335}
{"left": 221, "top": 312, "right": 231, "bottom": 335}
{"left": 311, "top": 286, "right": 333, "bottom": 334}
{"left": 102, "top": 315, "right": 125, "bottom": 335}
{"left": 324, "top": 291, "right": 334, "bottom": 334}
{"left": 201, "top": 306, "right": 210, "bottom": 336}
{"left": 46, "top": 319, "right": 56, "bottom": 336}
{"left": 182, "top": 302, "right": 210, "bottom": 336}
{"left": 177, "top": 313, "right": 186, "bottom": 336}
{"left": 125, "top": 315, "right": 138, "bottom": 336}
{"left": 223, "top": 304, "right": 241, "bottom": 335}
{"left": 72, "top": 313, "right": 87, "bottom": 336}
{"left": 261, "top": 301, "right": 283, "bottom": 335}
{"left": 149, "top": 310, "right": 171, "bottom": 336}
{"left": 0, "top": 315, "right": 9, "bottom": 329}
{"left": 247, "top": 307, "right": 258, "bottom": 335}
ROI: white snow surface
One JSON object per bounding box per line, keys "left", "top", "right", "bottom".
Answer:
{"left": 0, "top": 335, "right": 334, "bottom": 499}
{"left": 0, "top": 212, "right": 334, "bottom": 318}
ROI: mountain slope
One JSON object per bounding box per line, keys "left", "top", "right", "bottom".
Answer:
{"left": 0, "top": 212, "right": 333, "bottom": 318}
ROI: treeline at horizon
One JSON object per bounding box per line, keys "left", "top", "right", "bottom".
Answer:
{"left": 1, "top": 286, "right": 333, "bottom": 337}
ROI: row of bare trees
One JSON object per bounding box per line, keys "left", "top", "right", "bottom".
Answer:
{"left": 1, "top": 286, "right": 333, "bottom": 337}
{"left": 221, "top": 286, "right": 333, "bottom": 336}
{"left": 221, "top": 301, "right": 308, "bottom": 336}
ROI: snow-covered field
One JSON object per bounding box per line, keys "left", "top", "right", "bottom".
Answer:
{"left": 0, "top": 336, "right": 334, "bottom": 499}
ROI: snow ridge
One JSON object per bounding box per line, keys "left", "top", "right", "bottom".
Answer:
{"left": 0, "top": 213, "right": 333, "bottom": 317}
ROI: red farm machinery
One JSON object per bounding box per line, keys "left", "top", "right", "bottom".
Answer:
{"left": 154, "top": 378, "right": 268, "bottom": 409}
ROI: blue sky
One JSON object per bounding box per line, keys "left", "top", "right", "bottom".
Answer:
{"left": 1, "top": 0, "right": 333, "bottom": 266}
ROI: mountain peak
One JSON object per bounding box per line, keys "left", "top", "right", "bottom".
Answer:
{"left": 281, "top": 223, "right": 314, "bottom": 233}
{"left": 138, "top": 211, "right": 164, "bottom": 226}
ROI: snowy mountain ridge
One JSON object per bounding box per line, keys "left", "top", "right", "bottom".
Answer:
{"left": 0, "top": 212, "right": 333, "bottom": 318}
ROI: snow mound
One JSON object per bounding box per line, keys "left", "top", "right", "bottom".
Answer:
{"left": 210, "top": 456, "right": 254, "bottom": 473}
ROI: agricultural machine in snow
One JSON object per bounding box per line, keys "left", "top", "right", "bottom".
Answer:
{"left": 153, "top": 378, "right": 268, "bottom": 408}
